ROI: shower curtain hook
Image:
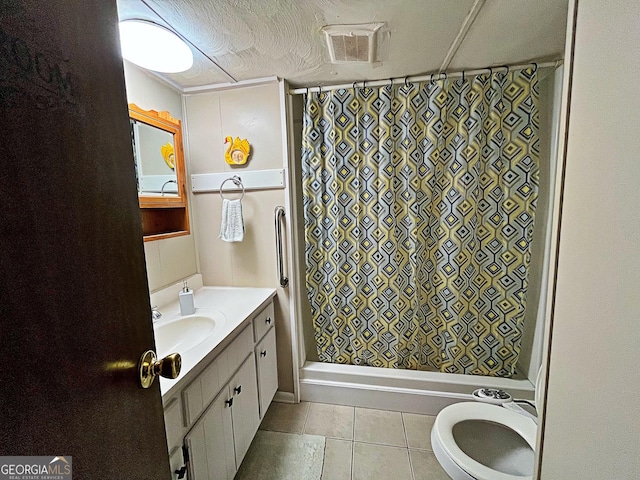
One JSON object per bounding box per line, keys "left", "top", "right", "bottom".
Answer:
{"left": 318, "top": 85, "right": 322, "bottom": 94}
{"left": 532, "top": 62, "right": 538, "bottom": 73}
{"left": 503, "top": 64, "right": 510, "bottom": 74}
{"left": 353, "top": 81, "right": 358, "bottom": 90}
{"left": 388, "top": 78, "right": 393, "bottom": 88}
{"left": 363, "top": 80, "right": 366, "bottom": 89}
{"left": 441, "top": 72, "right": 447, "bottom": 81}
{"left": 404, "top": 76, "right": 410, "bottom": 87}
{"left": 462, "top": 70, "right": 465, "bottom": 83}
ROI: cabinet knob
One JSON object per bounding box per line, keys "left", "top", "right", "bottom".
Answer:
{"left": 225, "top": 397, "right": 234, "bottom": 407}
{"left": 260, "top": 350, "right": 267, "bottom": 357}
{"left": 265, "top": 317, "right": 272, "bottom": 325}
{"left": 234, "top": 385, "right": 242, "bottom": 395}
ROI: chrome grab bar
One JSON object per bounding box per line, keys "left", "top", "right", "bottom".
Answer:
{"left": 274, "top": 206, "right": 289, "bottom": 288}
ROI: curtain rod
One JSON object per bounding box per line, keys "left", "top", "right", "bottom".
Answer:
{"left": 289, "top": 60, "right": 563, "bottom": 95}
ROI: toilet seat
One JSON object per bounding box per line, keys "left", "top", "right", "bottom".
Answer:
{"left": 432, "top": 402, "right": 537, "bottom": 480}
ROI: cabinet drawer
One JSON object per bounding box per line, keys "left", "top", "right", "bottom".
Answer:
{"left": 252, "top": 302, "right": 274, "bottom": 343}
{"left": 227, "top": 324, "right": 253, "bottom": 376}
{"left": 255, "top": 326, "right": 278, "bottom": 418}
{"left": 182, "top": 350, "right": 228, "bottom": 427}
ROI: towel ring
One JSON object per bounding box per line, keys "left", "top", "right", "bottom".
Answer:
{"left": 219, "top": 175, "right": 245, "bottom": 201}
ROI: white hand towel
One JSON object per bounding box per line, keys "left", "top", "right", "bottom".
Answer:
{"left": 219, "top": 198, "right": 244, "bottom": 242}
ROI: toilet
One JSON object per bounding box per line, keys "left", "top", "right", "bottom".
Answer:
{"left": 430, "top": 370, "right": 544, "bottom": 480}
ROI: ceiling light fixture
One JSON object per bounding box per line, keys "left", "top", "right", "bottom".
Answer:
{"left": 118, "top": 20, "right": 193, "bottom": 73}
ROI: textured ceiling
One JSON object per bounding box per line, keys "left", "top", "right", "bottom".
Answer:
{"left": 116, "top": 0, "right": 569, "bottom": 89}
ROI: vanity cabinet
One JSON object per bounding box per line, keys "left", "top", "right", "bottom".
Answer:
{"left": 164, "top": 300, "right": 278, "bottom": 480}
{"left": 185, "top": 354, "right": 259, "bottom": 480}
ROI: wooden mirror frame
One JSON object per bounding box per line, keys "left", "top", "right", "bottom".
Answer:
{"left": 128, "top": 104, "right": 190, "bottom": 241}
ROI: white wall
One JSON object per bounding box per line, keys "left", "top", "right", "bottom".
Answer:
{"left": 184, "top": 82, "right": 295, "bottom": 395}
{"left": 540, "top": 0, "right": 640, "bottom": 477}
{"left": 123, "top": 61, "right": 197, "bottom": 291}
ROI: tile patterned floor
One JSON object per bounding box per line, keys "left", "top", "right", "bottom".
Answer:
{"left": 235, "top": 401, "right": 450, "bottom": 480}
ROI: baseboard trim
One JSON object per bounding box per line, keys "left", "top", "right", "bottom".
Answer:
{"left": 274, "top": 391, "right": 296, "bottom": 404}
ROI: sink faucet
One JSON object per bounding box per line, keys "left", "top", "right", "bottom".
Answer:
{"left": 151, "top": 305, "right": 162, "bottom": 322}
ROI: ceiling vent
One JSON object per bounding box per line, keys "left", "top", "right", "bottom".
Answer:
{"left": 322, "top": 23, "right": 384, "bottom": 64}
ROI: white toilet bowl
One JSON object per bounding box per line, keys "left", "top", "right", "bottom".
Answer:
{"left": 431, "top": 401, "right": 537, "bottom": 480}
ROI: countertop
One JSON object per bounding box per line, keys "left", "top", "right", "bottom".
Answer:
{"left": 154, "top": 286, "right": 276, "bottom": 399}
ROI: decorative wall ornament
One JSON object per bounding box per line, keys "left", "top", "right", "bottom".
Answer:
{"left": 161, "top": 142, "right": 175, "bottom": 170}
{"left": 225, "top": 136, "right": 251, "bottom": 165}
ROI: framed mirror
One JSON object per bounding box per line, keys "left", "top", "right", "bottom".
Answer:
{"left": 129, "top": 104, "right": 190, "bottom": 240}
{"left": 129, "top": 103, "right": 186, "bottom": 206}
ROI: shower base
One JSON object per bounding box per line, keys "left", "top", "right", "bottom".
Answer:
{"left": 299, "top": 361, "right": 535, "bottom": 415}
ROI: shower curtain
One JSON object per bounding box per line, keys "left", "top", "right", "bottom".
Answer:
{"left": 302, "top": 68, "right": 539, "bottom": 377}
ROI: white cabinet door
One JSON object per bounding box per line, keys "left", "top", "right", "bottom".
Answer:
{"left": 185, "top": 389, "right": 236, "bottom": 480}
{"left": 256, "top": 327, "right": 278, "bottom": 418}
{"left": 229, "top": 354, "right": 261, "bottom": 468}
{"left": 169, "top": 447, "right": 187, "bottom": 480}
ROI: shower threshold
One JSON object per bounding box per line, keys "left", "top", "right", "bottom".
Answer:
{"left": 299, "top": 361, "right": 535, "bottom": 415}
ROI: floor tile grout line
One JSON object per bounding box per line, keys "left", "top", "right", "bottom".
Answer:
{"left": 348, "top": 438, "right": 408, "bottom": 448}
{"left": 401, "top": 411, "right": 409, "bottom": 448}
{"left": 320, "top": 434, "right": 328, "bottom": 480}
{"left": 352, "top": 440, "right": 412, "bottom": 449}
{"left": 402, "top": 414, "right": 415, "bottom": 480}
{"left": 351, "top": 407, "right": 356, "bottom": 480}
{"left": 407, "top": 447, "right": 415, "bottom": 480}
{"left": 350, "top": 439, "right": 355, "bottom": 480}
{"left": 302, "top": 401, "right": 312, "bottom": 434}
{"left": 352, "top": 406, "right": 357, "bottom": 442}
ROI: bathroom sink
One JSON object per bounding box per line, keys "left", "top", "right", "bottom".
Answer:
{"left": 154, "top": 311, "right": 225, "bottom": 357}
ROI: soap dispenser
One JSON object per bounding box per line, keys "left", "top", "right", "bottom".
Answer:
{"left": 179, "top": 280, "right": 195, "bottom": 316}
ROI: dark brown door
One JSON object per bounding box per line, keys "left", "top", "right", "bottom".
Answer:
{"left": 0, "top": 1, "right": 170, "bottom": 478}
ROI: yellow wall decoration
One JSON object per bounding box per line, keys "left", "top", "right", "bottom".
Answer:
{"left": 225, "top": 136, "right": 251, "bottom": 165}
{"left": 160, "top": 142, "right": 175, "bottom": 169}
{"left": 302, "top": 69, "right": 540, "bottom": 377}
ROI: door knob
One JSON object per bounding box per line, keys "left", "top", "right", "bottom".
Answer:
{"left": 138, "top": 350, "right": 182, "bottom": 389}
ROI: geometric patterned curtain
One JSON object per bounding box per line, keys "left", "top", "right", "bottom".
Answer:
{"left": 302, "top": 68, "right": 539, "bottom": 377}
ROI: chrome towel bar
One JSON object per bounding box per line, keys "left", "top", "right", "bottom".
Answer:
{"left": 274, "top": 206, "right": 289, "bottom": 288}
